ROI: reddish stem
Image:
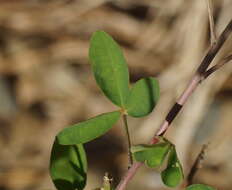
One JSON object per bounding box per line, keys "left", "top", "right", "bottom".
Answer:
{"left": 115, "top": 18, "right": 232, "bottom": 190}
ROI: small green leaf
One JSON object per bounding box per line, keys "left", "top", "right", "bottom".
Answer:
{"left": 125, "top": 77, "right": 159, "bottom": 117}
{"left": 186, "top": 184, "right": 217, "bottom": 190}
{"left": 161, "top": 146, "right": 184, "bottom": 187}
{"left": 89, "top": 31, "right": 130, "bottom": 107}
{"left": 131, "top": 142, "right": 171, "bottom": 168}
{"left": 50, "top": 139, "right": 87, "bottom": 190}
{"left": 57, "top": 111, "right": 120, "bottom": 145}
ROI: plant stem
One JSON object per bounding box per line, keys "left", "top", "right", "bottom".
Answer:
{"left": 115, "top": 18, "right": 232, "bottom": 190}
{"left": 197, "top": 19, "right": 232, "bottom": 74}
{"left": 206, "top": 0, "right": 217, "bottom": 45}
{"left": 122, "top": 114, "right": 133, "bottom": 167}
{"left": 203, "top": 54, "right": 232, "bottom": 79}
{"left": 187, "top": 144, "right": 208, "bottom": 185}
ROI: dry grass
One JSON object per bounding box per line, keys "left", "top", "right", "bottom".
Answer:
{"left": 0, "top": 0, "right": 231, "bottom": 190}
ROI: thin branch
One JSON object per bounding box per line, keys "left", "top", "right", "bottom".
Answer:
{"left": 155, "top": 75, "right": 201, "bottom": 136}
{"left": 203, "top": 54, "right": 232, "bottom": 79}
{"left": 187, "top": 144, "right": 208, "bottom": 185}
{"left": 206, "top": 0, "right": 217, "bottom": 45}
{"left": 115, "top": 18, "right": 232, "bottom": 190}
{"left": 122, "top": 114, "right": 133, "bottom": 167}
{"left": 197, "top": 19, "right": 232, "bottom": 74}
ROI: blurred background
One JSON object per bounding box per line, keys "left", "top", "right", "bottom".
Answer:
{"left": 0, "top": 0, "right": 231, "bottom": 190}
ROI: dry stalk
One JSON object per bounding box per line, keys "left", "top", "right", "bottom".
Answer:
{"left": 187, "top": 144, "right": 208, "bottom": 185}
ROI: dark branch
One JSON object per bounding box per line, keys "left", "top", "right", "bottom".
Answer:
{"left": 197, "top": 19, "right": 232, "bottom": 74}
{"left": 203, "top": 54, "right": 232, "bottom": 79}
{"left": 187, "top": 144, "right": 208, "bottom": 185}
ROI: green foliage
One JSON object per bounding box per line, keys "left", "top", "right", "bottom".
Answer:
{"left": 131, "top": 142, "right": 170, "bottom": 168}
{"left": 125, "top": 77, "right": 160, "bottom": 117}
{"left": 89, "top": 31, "right": 130, "bottom": 107}
{"left": 132, "top": 140, "right": 184, "bottom": 188}
{"left": 50, "top": 139, "right": 87, "bottom": 190}
{"left": 186, "top": 184, "right": 216, "bottom": 190}
{"left": 161, "top": 146, "right": 184, "bottom": 187}
{"left": 57, "top": 111, "right": 121, "bottom": 145}
{"left": 49, "top": 30, "right": 210, "bottom": 190}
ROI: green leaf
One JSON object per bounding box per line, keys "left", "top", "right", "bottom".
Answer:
{"left": 131, "top": 142, "right": 171, "bottom": 168}
{"left": 50, "top": 139, "right": 87, "bottom": 190}
{"left": 125, "top": 77, "right": 159, "bottom": 117}
{"left": 186, "top": 184, "right": 217, "bottom": 190}
{"left": 161, "top": 146, "right": 184, "bottom": 187}
{"left": 57, "top": 111, "right": 120, "bottom": 145}
{"left": 89, "top": 31, "right": 130, "bottom": 107}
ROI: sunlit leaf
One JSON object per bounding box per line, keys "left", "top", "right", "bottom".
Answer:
{"left": 131, "top": 142, "right": 170, "bottom": 168}
{"left": 125, "top": 77, "right": 159, "bottom": 117}
{"left": 50, "top": 139, "right": 87, "bottom": 190}
{"left": 89, "top": 31, "right": 130, "bottom": 107}
{"left": 161, "top": 146, "right": 184, "bottom": 187}
{"left": 186, "top": 184, "right": 217, "bottom": 190}
{"left": 57, "top": 111, "right": 120, "bottom": 145}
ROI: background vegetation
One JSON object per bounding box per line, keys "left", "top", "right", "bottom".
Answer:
{"left": 0, "top": 0, "right": 231, "bottom": 190}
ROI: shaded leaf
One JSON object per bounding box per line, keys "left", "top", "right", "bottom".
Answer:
{"left": 89, "top": 31, "right": 130, "bottom": 107}
{"left": 186, "top": 184, "right": 216, "bottom": 190}
{"left": 131, "top": 142, "right": 171, "bottom": 168}
{"left": 50, "top": 139, "right": 87, "bottom": 190}
{"left": 57, "top": 111, "right": 120, "bottom": 145}
{"left": 161, "top": 146, "right": 184, "bottom": 187}
{"left": 125, "top": 77, "right": 159, "bottom": 117}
